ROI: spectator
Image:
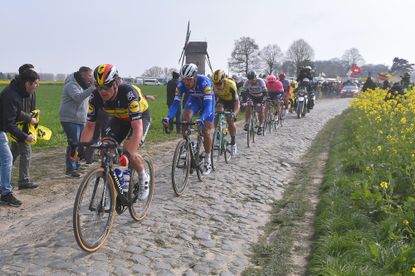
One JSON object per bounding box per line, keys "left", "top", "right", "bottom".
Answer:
{"left": 10, "top": 64, "right": 39, "bottom": 190}
{"left": 382, "top": 80, "right": 391, "bottom": 90}
{"left": 0, "top": 69, "right": 39, "bottom": 206}
{"left": 362, "top": 77, "right": 377, "bottom": 92}
{"left": 59, "top": 66, "right": 94, "bottom": 177}
{"left": 166, "top": 71, "right": 181, "bottom": 133}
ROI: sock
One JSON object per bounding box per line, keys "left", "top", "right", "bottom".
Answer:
{"left": 231, "top": 136, "right": 235, "bottom": 145}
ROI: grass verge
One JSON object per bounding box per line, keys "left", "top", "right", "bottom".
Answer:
{"left": 242, "top": 111, "right": 343, "bottom": 276}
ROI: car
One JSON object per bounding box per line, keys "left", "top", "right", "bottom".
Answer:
{"left": 143, "top": 78, "right": 161, "bottom": 85}
{"left": 340, "top": 83, "right": 360, "bottom": 98}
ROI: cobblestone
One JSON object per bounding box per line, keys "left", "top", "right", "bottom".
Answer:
{"left": 0, "top": 99, "right": 350, "bottom": 275}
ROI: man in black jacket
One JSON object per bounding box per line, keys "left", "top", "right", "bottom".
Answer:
{"left": 0, "top": 69, "right": 39, "bottom": 207}
{"left": 10, "top": 64, "right": 39, "bottom": 189}
{"left": 166, "top": 71, "right": 181, "bottom": 133}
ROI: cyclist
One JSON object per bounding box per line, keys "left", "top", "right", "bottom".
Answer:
{"left": 265, "top": 74, "right": 284, "bottom": 117}
{"left": 162, "top": 63, "right": 215, "bottom": 175}
{"left": 278, "top": 73, "right": 291, "bottom": 109}
{"left": 241, "top": 71, "right": 267, "bottom": 135}
{"left": 212, "top": 69, "right": 240, "bottom": 157}
{"left": 80, "top": 64, "right": 152, "bottom": 200}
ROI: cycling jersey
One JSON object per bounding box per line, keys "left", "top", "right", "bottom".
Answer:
{"left": 167, "top": 75, "right": 214, "bottom": 122}
{"left": 266, "top": 80, "right": 284, "bottom": 93}
{"left": 87, "top": 84, "right": 147, "bottom": 122}
{"left": 281, "top": 79, "right": 291, "bottom": 94}
{"left": 242, "top": 78, "right": 267, "bottom": 97}
{"left": 213, "top": 78, "right": 239, "bottom": 102}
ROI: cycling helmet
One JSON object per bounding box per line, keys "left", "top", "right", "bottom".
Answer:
{"left": 302, "top": 78, "right": 310, "bottom": 82}
{"left": 181, "top": 63, "right": 198, "bottom": 78}
{"left": 247, "top": 71, "right": 257, "bottom": 80}
{"left": 305, "top": 66, "right": 312, "bottom": 70}
{"left": 278, "top": 72, "right": 286, "bottom": 79}
{"left": 266, "top": 74, "right": 277, "bottom": 83}
{"left": 212, "top": 69, "right": 226, "bottom": 84}
{"left": 94, "top": 64, "right": 119, "bottom": 86}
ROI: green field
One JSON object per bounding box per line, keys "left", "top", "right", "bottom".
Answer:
{"left": 0, "top": 83, "right": 180, "bottom": 150}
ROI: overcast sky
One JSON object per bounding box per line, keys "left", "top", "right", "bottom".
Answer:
{"left": 2, "top": 0, "right": 415, "bottom": 77}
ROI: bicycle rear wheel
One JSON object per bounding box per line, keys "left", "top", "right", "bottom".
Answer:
{"left": 73, "top": 167, "right": 115, "bottom": 252}
{"left": 195, "top": 134, "right": 205, "bottom": 181}
{"left": 223, "top": 139, "right": 232, "bottom": 163}
{"left": 211, "top": 128, "right": 221, "bottom": 171}
{"left": 128, "top": 154, "right": 155, "bottom": 221}
{"left": 172, "top": 139, "right": 190, "bottom": 196}
{"left": 250, "top": 115, "right": 256, "bottom": 144}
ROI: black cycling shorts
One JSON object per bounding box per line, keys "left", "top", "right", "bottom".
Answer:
{"left": 216, "top": 99, "right": 235, "bottom": 112}
{"left": 104, "top": 110, "right": 151, "bottom": 145}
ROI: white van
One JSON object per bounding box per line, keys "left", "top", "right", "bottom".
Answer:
{"left": 143, "top": 78, "right": 161, "bottom": 85}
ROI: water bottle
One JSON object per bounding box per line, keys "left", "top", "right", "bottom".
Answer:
{"left": 122, "top": 169, "right": 130, "bottom": 193}
{"left": 114, "top": 168, "right": 124, "bottom": 190}
{"left": 191, "top": 140, "right": 197, "bottom": 151}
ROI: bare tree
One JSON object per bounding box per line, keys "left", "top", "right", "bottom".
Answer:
{"left": 228, "top": 37, "right": 260, "bottom": 75}
{"left": 286, "top": 39, "right": 315, "bottom": 74}
{"left": 341, "top": 48, "right": 365, "bottom": 70}
{"left": 259, "top": 44, "right": 283, "bottom": 75}
{"left": 141, "top": 66, "right": 164, "bottom": 78}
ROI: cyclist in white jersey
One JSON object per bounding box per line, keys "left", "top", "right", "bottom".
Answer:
{"left": 240, "top": 71, "right": 267, "bottom": 135}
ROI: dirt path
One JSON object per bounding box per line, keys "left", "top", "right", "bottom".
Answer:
{"left": 0, "top": 98, "right": 351, "bottom": 275}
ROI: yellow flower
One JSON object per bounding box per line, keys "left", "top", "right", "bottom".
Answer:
{"left": 412, "top": 265, "right": 415, "bottom": 273}
{"left": 403, "top": 220, "right": 409, "bottom": 225}
{"left": 380, "top": 181, "right": 389, "bottom": 189}
{"left": 377, "top": 145, "right": 382, "bottom": 152}
{"left": 400, "top": 117, "right": 407, "bottom": 124}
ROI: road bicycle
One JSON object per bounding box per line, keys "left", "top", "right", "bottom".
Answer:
{"left": 243, "top": 99, "right": 260, "bottom": 148}
{"left": 168, "top": 121, "right": 205, "bottom": 196}
{"left": 264, "top": 94, "right": 284, "bottom": 133}
{"left": 211, "top": 110, "right": 234, "bottom": 169}
{"left": 72, "top": 139, "right": 155, "bottom": 252}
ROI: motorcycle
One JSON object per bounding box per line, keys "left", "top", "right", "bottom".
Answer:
{"left": 295, "top": 88, "right": 308, "bottom": 118}
{"left": 308, "top": 90, "right": 316, "bottom": 110}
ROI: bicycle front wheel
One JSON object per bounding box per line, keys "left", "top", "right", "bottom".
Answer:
{"left": 128, "top": 154, "right": 155, "bottom": 221}
{"left": 73, "top": 167, "right": 116, "bottom": 252}
{"left": 172, "top": 139, "right": 190, "bottom": 196}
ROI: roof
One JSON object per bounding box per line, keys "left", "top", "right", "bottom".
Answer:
{"left": 186, "top": 41, "right": 207, "bottom": 54}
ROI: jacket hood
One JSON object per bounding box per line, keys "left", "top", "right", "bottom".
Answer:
{"left": 10, "top": 78, "right": 30, "bottom": 98}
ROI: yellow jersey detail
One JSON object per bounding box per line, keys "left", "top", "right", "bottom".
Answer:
{"left": 214, "top": 78, "right": 238, "bottom": 101}
{"left": 129, "top": 100, "right": 140, "bottom": 113}
{"left": 132, "top": 85, "right": 149, "bottom": 113}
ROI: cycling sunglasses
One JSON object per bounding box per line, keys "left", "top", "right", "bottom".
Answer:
{"left": 96, "top": 83, "right": 113, "bottom": 90}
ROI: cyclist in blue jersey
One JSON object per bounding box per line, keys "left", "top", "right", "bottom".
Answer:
{"left": 162, "top": 63, "right": 215, "bottom": 175}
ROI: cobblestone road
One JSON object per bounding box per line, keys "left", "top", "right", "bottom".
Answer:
{"left": 0, "top": 98, "right": 351, "bottom": 275}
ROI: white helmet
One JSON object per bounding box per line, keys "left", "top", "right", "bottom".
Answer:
{"left": 180, "top": 63, "right": 198, "bottom": 78}
{"left": 302, "top": 78, "right": 310, "bottom": 82}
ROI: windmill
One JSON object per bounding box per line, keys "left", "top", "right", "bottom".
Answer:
{"left": 178, "top": 21, "right": 213, "bottom": 75}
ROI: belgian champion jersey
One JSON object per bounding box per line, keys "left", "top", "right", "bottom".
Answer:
{"left": 87, "top": 84, "right": 146, "bottom": 122}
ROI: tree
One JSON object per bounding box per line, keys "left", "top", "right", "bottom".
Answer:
{"left": 259, "top": 44, "right": 283, "bottom": 75}
{"left": 228, "top": 37, "right": 260, "bottom": 75}
{"left": 286, "top": 39, "right": 315, "bottom": 74}
{"left": 341, "top": 48, "right": 365, "bottom": 70}
{"left": 280, "top": 60, "right": 296, "bottom": 77}
{"left": 390, "top": 57, "right": 414, "bottom": 76}
{"left": 313, "top": 58, "right": 347, "bottom": 78}
{"left": 141, "top": 66, "right": 164, "bottom": 78}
